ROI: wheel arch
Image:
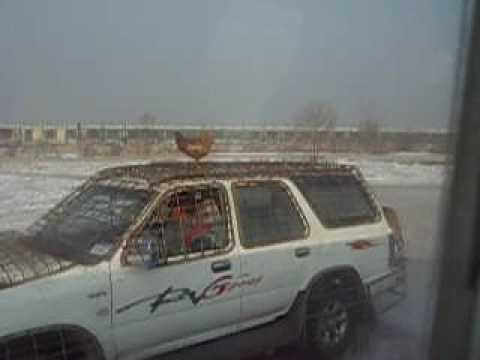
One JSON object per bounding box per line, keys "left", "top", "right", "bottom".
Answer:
{"left": 0, "top": 324, "right": 106, "bottom": 359}
{"left": 305, "top": 265, "right": 365, "bottom": 294}
{"left": 303, "top": 265, "right": 369, "bottom": 309}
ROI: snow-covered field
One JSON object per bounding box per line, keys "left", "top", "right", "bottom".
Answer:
{"left": 0, "top": 153, "right": 447, "bottom": 231}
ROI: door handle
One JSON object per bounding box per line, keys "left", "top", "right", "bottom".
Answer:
{"left": 211, "top": 259, "right": 231, "bottom": 273}
{"left": 295, "top": 247, "right": 310, "bottom": 258}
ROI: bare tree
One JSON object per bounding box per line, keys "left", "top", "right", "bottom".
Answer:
{"left": 294, "top": 102, "right": 338, "bottom": 157}
{"left": 355, "top": 99, "right": 385, "bottom": 153}
{"left": 136, "top": 112, "right": 157, "bottom": 127}
{"left": 358, "top": 119, "right": 382, "bottom": 153}
{"left": 295, "top": 102, "right": 337, "bottom": 129}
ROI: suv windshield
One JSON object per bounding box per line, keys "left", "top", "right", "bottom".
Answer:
{"left": 24, "top": 183, "right": 152, "bottom": 264}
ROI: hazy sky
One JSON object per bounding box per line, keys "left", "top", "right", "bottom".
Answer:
{"left": 0, "top": 0, "right": 464, "bottom": 129}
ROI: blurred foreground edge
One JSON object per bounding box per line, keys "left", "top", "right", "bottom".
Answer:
{"left": 430, "top": 0, "right": 480, "bottom": 359}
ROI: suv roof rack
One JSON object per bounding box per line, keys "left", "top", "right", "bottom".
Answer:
{"left": 93, "top": 160, "right": 358, "bottom": 186}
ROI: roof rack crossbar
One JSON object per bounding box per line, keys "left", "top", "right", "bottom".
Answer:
{"left": 93, "top": 160, "right": 354, "bottom": 186}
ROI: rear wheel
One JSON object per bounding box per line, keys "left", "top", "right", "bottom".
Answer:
{"left": 305, "top": 278, "right": 364, "bottom": 359}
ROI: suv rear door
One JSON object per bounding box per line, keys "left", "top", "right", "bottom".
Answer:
{"left": 292, "top": 173, "right": 390, "bottom": 280}
{"left": 231, "top": 180, "right": 311, "bottom": 329}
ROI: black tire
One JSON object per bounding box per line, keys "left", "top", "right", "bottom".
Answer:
{"left": 304, "top": 277, "right": 364, "bottom": 359}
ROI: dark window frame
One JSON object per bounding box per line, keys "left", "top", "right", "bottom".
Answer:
{"left": 232, "top": 179, "right": 310, "bottom": 249}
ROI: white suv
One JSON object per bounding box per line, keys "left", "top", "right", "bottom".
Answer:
{"left": 0, "top": 161, "right": 406, "bottom": 360}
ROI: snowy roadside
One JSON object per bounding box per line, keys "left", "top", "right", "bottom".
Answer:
{"left": 0, "top": 152, "right": 447, "bottom": 183}
{"left": 0, "top": 153, "right": 447, "bottom": 231}
{"left": 341, "top": 158, "right": 446, "bottom": 186}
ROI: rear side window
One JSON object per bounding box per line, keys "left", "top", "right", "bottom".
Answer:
{"left": 233, "top": 181, "right": 307, "bottom": 247}
{"left": 293, "top": 174, "right": 379, "bottom": 228}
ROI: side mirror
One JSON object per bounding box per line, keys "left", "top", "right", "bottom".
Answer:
{"left": 122, "top": 233, "right": 162, "bottom": 269}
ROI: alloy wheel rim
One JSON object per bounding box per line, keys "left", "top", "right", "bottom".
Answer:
{"left": 316, "top": 300, "right": 349, "bottom": 347}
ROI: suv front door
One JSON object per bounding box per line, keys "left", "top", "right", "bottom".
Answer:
{"left": 111, "top": 182, "right": 241, "bottom": 359}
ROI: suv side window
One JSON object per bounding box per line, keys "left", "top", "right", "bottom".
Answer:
{"left": 293, "top": 174, "right": 380, "bottom": 228}
{"left": 136, "top": 184, "right": 231, "bottom": 264}
{"left": 233, "top": 181, "right": 307, "bottom": 248}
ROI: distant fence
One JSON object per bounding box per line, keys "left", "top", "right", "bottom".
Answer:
{"left": 0, "top": 124, "right": 450, "bottom": 155}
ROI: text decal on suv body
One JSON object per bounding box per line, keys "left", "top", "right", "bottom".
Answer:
{"left": 117, "top": 274, "right": 263, "bottom": 314}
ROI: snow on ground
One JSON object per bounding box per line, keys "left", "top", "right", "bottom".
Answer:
{"left": 342, "top": 158, "right": 446, "bottom": 186}
{"left": 0, "top": 152, "right": 447, "bottom": 183}
{"left": 0, "top": 153, "right": 447, "bottom": 231}
{"left": 0, "top": 173, "right": 83, "bottom": 230}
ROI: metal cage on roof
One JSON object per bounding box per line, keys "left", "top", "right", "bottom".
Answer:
{"left": 93, "top": 160, "right": 358, "bottom": 186}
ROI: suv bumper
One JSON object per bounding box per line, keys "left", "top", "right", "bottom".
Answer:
{"left": 365, "top": 258, "right": 407, "bottom": 313}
